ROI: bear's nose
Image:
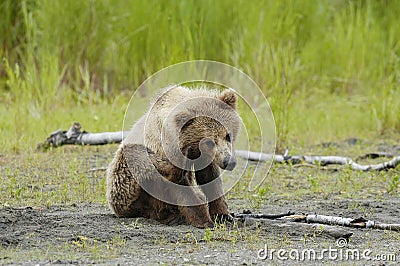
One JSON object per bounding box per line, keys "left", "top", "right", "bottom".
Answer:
{"left": 223, "top": 156, "right": 237, "bottom": 171}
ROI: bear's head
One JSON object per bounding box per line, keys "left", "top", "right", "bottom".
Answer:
{"left": 175, "top": 89, "right": 241, "bottom": 171}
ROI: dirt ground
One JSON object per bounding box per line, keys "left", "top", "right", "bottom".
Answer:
{"left": 1, "top": 140, "right": 399, "bottom": 265}
{"left": 1, "top": 199, "right": 399, "bottom": 265}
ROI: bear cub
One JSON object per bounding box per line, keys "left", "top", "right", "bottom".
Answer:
{"left": 106, "top": 86, "right": 241, "bottom": 228}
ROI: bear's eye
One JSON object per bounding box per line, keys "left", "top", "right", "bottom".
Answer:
{"left": 226, "top": 133, "right": 231, "bottom": 142}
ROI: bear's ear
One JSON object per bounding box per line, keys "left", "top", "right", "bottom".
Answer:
{"left": 219, "top": 89, "right": 237, "bottom": 109}
{"left": 175, "top": 112, "right": 194, "bottom": 129}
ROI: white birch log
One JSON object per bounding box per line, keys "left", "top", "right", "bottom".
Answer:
{"left": 37, "top": 123, "right": 400, "bottom": 171}
{"left": 37, "top": 122, "right": 129, "bottom": 150}
{"left": 279, "top": 214, "right": 400, "bottom": 231}
{"left": 235, "top": 212, "right": 400, "bottom": 232}
{"left": 235, "top": 150, "right": 400, "bottom": 171}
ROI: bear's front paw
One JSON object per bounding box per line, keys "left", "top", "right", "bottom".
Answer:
{"left": 190, "top": 219, "right": 214, "bottom": 229}
{"left": 180, "top": 205, "right": 213, "bottom": 228}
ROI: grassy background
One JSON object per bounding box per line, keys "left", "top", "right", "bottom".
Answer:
{"left": 1, "top": 0, "right": 400, "bottom": 153}
{"left": 1, "top": 2, "right": 399, "bottom": 262}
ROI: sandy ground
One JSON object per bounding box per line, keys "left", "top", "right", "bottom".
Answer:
{"left": 1, "top": 197, "right": 399, "bottom": 265}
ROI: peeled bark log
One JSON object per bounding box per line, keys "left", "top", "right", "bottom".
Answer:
{"left": 280, "top": 214, "right": 400, "bottom": 231}
{"left": 235, "top": 150, "right": 400, "bottom": 171}
{"left": 36, "top": 122, "right": 128, "bottom": 151}
{"left": 37, "top": 123, "right": 400, "bottom": 171}
{"left": 233, "top": 211, "right": 400, "bottom": 232}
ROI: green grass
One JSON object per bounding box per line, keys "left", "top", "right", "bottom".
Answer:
{"left": 1, "top": 0, "right": 400, "bottom": 153}
{"left": 0, "top": 145, "right": 114, "bottom": 207}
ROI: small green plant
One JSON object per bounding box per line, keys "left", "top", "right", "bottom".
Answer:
{"left": 9, "top": 175, "right": 23, "bottom": 200}
{"left": 128, "top": 218, "right": 142, "bottom": 229}
{"left": 387, "top": 174, "right": 399, "bottom": 194}
{"left": 183, "top": 232, "right": 200, "bottom": 250}
{"left": 258, "top": 186, "right": 270, "bottom": 197}
{"left": 306, "top": 175, "right": 319, "bottom": 191}
{"left": 107, "top": 235, "right": 127, "bottom": 250}
{"left": 202, "top": 228, "right": 213, "bottom": 242}
{"left": 349, "top": 202, "right": 374, "bottom": 217}
{"left": 71, "top": 235, "right": 89, "bottom": 249}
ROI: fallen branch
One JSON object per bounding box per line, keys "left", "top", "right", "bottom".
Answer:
{"left": 235, "top": 150, "right": 400, "bottom": 171}
{"left": 37, "top": 122, "right": 400, "bottom": 171}
{"left": 234, "top": 211, "right": 352, "bottom": 241}
{"left": 233, "top": 211, "right": 400, "bottom": 232}
{"left": 36, "top": 122, "right": 127, "bottom": 151}
{"left": 280, "top": 214, "right": 400, "bottom": 231}
{"left": 284, "top": 214, "right": 400, "bottom": 231}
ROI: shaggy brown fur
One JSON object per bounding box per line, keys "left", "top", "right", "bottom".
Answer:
{"left": 107, "top": 144, "right": 213, "bottom": 228}
{"left": 106, "top": 86, "right": 241, "bottom": 228}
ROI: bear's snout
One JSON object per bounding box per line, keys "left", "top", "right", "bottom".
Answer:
{"left": 222, "top": 155, "right": 237, "bottom": 171}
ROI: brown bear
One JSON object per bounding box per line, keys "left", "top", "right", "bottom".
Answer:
{"left": 106, "top": 85, "right": 241, "bottom": 228}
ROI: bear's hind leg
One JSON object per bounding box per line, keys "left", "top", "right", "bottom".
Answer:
{"left": 106, "top": 144, "right": 143, "bottom": 217}
{"left": 107, "top": 144, "right": 175, "bottom": 218}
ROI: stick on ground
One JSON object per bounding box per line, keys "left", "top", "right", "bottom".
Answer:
{"left": 233, "top": 211, "right": 400, "bottom": 232}
{"left": 37, "top": 122, "right": 400, "bottom": 171}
